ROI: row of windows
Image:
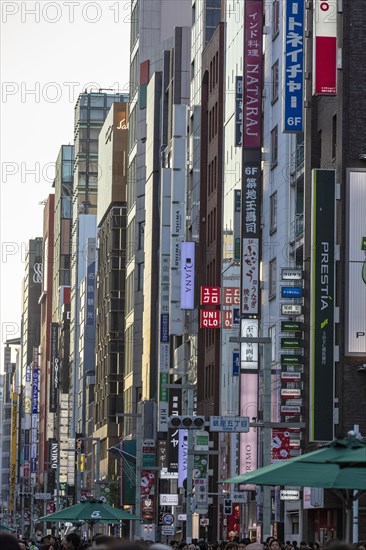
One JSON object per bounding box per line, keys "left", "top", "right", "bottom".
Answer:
{"left": 209, "top": 52, "right": 219, "bottom": 92}
{"left": 208, "top": 102, "right": 218, "bottom": 142}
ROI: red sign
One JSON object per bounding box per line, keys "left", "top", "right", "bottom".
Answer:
{"left": 223, "top": 287, "right": 240, "bottom": 305}
{"left": 141, "top": 470, "right": 155, "bottom": 520}
{"left": 200, "top": 310, "right": 221, "bottom": 328}
{"left": 243, "top": 0, "right": 263, "bottom": 148}
{"left": 271, "top": 429, "right": 291, "bottom": 461}
{"left": 222, "top": 310, "right": 233, "bottom": 328}
{"left": 313, "top": 0, "right": 337, "bottom": 94}
{"left": 200, "top": 286, "right": 220, "bottom": 305}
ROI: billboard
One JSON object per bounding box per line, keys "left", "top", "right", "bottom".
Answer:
{"left": 49, "top": 323, "right": 59, "bottom": 413}
{"left": 345, "top": 170, "right": 366, "bottom": 355}
{"left": 284, "top": 0, "right": 304, "bottom": 132}
{"left": 243, "top": 0, "right": 263, "bottom": 148}
{"left": 239, "top": 373, "right": 258, "bottom": 489}
{"left": 310, "top": 170, "right": 335, "bottom": 441}
{"left": 180, "top": 242, "right": 195, "bottom": 309}
{"left": 313, "top": 0, "right": 337, "bottom": 94}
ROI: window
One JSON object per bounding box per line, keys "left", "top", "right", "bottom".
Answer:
{"left": 272, "top": 0, "right": 280, "bottom": 38}
{"left": 269, "top": 258, "right": 277, "bottom": 299}
{"left": 331, "top": 114, "right": 337, "bottom": 160}
{"left": 269, "top": 325, "right": 277, "bottom": 362}
{"left": 270, "top": 192, "right": 277, "bottom": 234}
{"left": 138, "top": 221, "right": 145, "bottom": 250}
{"left": 271, "top": 126, "right": 278, "bottom": 168}
{"left": 271, "top": 60, "right": 279, "bottom": 103}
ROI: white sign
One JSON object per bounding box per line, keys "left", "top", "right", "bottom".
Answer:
{"left": 240, "top": 319, "right": 259, "bottom": 369}
{"left": 161, "top": 526, "right": 175, "bottom": 535}
{"left": 177, "top": 514, "right": 187, "bottom": 521}
{"left": 160, "top": 494, "right": 179, "bottom": 506}
{"left": 281, "top": 268, "right": 303, "bottom": 280}
{"left": 210, "top": 416, "right": 250, "bottom": 433}
{"left": 281, "top": 304, "right": 302, "bottom": 315}
{"left": 34, "top": 493, "right": 52, "bottom": 500}
{"left": 231, "top": 492, "right": 247, "bottom": 503}
{"left": 281, "top": 389, "right": 302, "bottom": 398}
{"left": 280, "top": 489, "right": 300, "bottom": 501}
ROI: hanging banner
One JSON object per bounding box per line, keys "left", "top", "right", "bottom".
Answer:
{"left": 284, "top": 0, "right": 304, "bottom": 132}
{"left": 49, "top": 323, "right": 59, "bottom": 413}
{"left": 243, "top": 0, "right": 263, "bottom": 148}
{"left": 313, "top": 0, "right": 337, "bottom": 94}
{"left": 310, "top": 169, "right": 335, "bottom": 441}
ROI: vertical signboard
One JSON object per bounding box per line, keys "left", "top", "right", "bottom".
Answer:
{"left": 284, "top": 0, "right": 304, "bottom": 132}
{"left": 239, "top": 373, "right": 258, "bottom": 489}
{"left": 310, "top": 170, "right": 335, "bottom": 441}
{"left": 49, "top": 323, "right": 59, "bottom": 413}
{"left": 31, "top": 348, "right": 39, "bottom": 473}
{"left": 167, "top": 387, "right": 182, "bottom": 477}
{"left": 345, "top": 170, "right": 366, "bottom": 355}
{"left": 243, "top": 0, "right": 263, "bottom": 148}
{"left": 180, "top": 242, "right": 195, "bottom": 309}
{"left": 235, "top": 76, "right": 243, "bottom": 146}
{"left": 10, "top": 392, "right": 18, "bottom": 512}
{"left": 313, "top": 0, "right": 337, "bottom": 94}
{"left": 178, "top": 429, "right": 188, "bottom": 488}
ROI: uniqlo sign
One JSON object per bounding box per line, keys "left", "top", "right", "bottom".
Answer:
{"left": 223, "top": 310, "right": 233, "bottom": 328}
{"left": 223, "top": 287, "right": 240, "bottom": 305}
{"left": 200, "top": 310, "right": 220, "bottom": 328}
{"left": 200, "top": 286, "right": 220, "bottom": 305}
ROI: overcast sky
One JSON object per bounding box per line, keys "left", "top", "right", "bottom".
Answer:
{"left": 0, "top": 1, "right": 131, "bottom": 367}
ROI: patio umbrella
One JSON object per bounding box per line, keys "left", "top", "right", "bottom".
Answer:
{"left": 0, "top": 523, "right": 14, "bottom": 532}
{"left": 38, "top": 499, "right": 141, "bottom": 526}
{"left": 221, "top": 435, "right": 366, "bottom": 541}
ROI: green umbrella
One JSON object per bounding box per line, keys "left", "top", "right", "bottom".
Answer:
{"left": 221, "top": 435, "right": 366, "bottom": 542}
{"left": 222, "top": 436, "right": 366, "bottom": 489}
{"left": 0, "top": 523, "right": 14, "bottom": 532}
{"left": 38, "top": 499, "right": 141, "bottom": 524}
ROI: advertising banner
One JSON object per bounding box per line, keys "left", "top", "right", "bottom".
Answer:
{"left": 241, "top": 238, "right": 259, "bottom": 315}
{"left": 310, "top": 170, "right": 335, "bottom": 441}
{"left": 313, "top": 0, "right": 337, "bottom": 94}
{"left": 243, "top": 0, "right": 263, "bottom": 148}
{"left": 345, "top": 170, "right": 366, "bottom": 355}
{"left": 239, "top": 373, "right": 258, "bottom": 489}
{"left": 180, "top": 242, "right": 195, "bottom": 309}
{"left": 284, "top": 0, "right": 304, "bottom": 132}
{"left": 49, "top": 323, "right": 59, "bottom": 413}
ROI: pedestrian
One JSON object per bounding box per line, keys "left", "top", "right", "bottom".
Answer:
{"left": 62, "top": 533, "right": 82, "bottom": 550}
{"left": 0, "top": 533, "right": 22, "bottom": 550}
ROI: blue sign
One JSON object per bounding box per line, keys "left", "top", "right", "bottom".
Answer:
{"left": 233, "top": 352, "right": 240, "bottom": 376}
{"left": 233, "top": 308, "right": 240, "bottom": 325}
{"left": 160, "top": 313, "right": 169, "bottom": 343}
{"left": 284, "top": 0, "right": 304, "bottom": 132}
{"left": 234, "top": 189, "right": 241, "bottom": 213}
{"left": 26, "top": 365, "right": 31, "bottom": 383}
{"left": 281, "top": 286, "right": 303, "bottom": 298}
{"left": 32, "top": 368, "right": 39, "bottom": 414}
{"left": 86, "top": 261, "right": 95, "bottom": 326}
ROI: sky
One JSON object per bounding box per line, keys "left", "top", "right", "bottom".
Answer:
{"left": 0, "top": 1, "right": 131, "bottom": 367}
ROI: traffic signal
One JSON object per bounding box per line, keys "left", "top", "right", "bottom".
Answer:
{"left": 223, "top": 498, "right": 232, "bottom": 515}
{"left": 168, "top": 416, "right": 206, "bottom": 429}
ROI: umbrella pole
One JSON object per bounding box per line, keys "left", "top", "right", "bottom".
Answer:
{"left": 345, "top": 497, "right": 352, "bottom": 544}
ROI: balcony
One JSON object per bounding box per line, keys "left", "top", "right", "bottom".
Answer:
{"left": 290, "top": 213, "right": 304, "bottom": 243}
{"left": 290, "top": 143, "right": 304, "bottom": 177}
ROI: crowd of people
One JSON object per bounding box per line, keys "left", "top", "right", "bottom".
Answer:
{"left": 1, "top": 533, "right": 365, "bottom": 550}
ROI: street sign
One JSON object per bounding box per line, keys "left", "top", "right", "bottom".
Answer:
{"left": 162, "top": 513, "right": 174, "bottom": 526}
{"left": 34, "top": 493, "right": 52, "bottom": 500}
{"left": 231, "top": 492, "right": 247, "bottom": 503}
{"left": 281, "top": 304, "right": 302, "bottom": 315}
{"left": 209, "top": 416, "right": 249, "bottom": 432}
{"left": 281, "top": 268, "right": 303, "bottom": 280}
{"left": 281, "top": 354, "right": 304, "bottom": 365}
{"left": 281, "top": 338, "right": 304, "bottom": 349}
{"left": 159, "top": 494, "right": 179, "bottom": 506}
{"left": 161, "top": 526, "right": 175, "bottom": 535}
{"left": 280, "top": 489, "right": 300, "bottom": 501}
{"left": 281, "top": 321, "right": 304, "bottom": 332}
{"left": 281, "top": 286, "right": 303, "bottom": 298}
{"left": 177, "top": 513, "right": 187, "bottom": 521}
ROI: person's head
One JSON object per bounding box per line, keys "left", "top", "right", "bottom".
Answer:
{"left": 91, "top": 535, "right": 116, "bottom": 547}
{"left": 179, "top": 543, "right": 188, "bottom": 550}
{"left": 63, "top": 533, "right": 81, "bottom": 549}
{"left": 0, "top": 533, "right": 21, "bottom": 550}
{"left": 269, "top": 541, "right": 281, "bottom": 550}
{"left": 238, "top": 543, "right": 247, "bottom": 550}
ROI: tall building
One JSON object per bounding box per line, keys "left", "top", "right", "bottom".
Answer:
{"left": 69, "top": 92, "right": 128, "bottom": 456}
{"left": 94, "top": 101, "right": 129, "bottom": 485}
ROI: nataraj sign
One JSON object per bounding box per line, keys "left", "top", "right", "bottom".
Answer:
{"left": 243, "top": 0, "right": 263, "bottom": 148}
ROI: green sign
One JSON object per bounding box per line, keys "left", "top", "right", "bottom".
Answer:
{"left": 159, "top": 372, "right": 169, "bottom": 401}
{"left": 281, "top": 338, "right": 304, "bottom": 349}
{"left": 281, "top": 354, "right": 304, "bottom": 365}
{"left": 281, "top": 321, "right": 304, "bottom": 332}
{"left": 193, "top": 454, "right": 208, "bottom": 479}
{"left": 310, "top": 169, "right": 335, "bottom": 441}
